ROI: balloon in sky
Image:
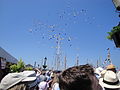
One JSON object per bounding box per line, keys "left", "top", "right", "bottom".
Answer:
{"left": 28, "top": 0, "right": 99, "bottom": 50}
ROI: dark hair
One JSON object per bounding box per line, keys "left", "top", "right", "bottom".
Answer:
{"left": 59, "top": 64, "right": 102, "bottom": 90}
{"left": 107, "top": 69, "right": 117, "bottom": 73}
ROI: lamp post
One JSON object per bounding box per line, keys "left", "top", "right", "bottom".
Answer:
{"left": 43, "top": 57, "right": 47, "bottom": 70}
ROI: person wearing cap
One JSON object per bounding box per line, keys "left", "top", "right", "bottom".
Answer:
{"left": 0, "top": 71, "right": 38, "bottom": 90}
{"left": 99, "top": 64, "right": 116, "bottom": 79}
{"left": 106, "top": 64, "right": 117, "bottom": 73}
{"left": 99, "top": 71, "right": 120, "bottom": 90}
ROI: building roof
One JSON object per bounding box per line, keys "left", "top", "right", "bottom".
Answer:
{"left": 26, "top": 64, "right": 33, "bottom": 68}
{"left": 0, "top": 47, "right": 18, "bottom": 64}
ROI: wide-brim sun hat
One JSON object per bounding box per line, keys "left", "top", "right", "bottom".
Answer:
{"left": 22, "top": 71, "right": 36, "bottom": 82}
{"left": 99, "top": 71, "right": 120, "bottom": 89}
{"left": 117, "top": 71, "right": 120, "bottom": 81}
{"left": 0, "top": 73, "right": 25, "bottom": 90}
{"left": 0, "top": 71, "right": 37, "bottom": 90}
{"left": 100, "top": 70, "right": 107, "bottom": 78}
{"left": 22, "top": 71, "right": 37, "bottom": 88}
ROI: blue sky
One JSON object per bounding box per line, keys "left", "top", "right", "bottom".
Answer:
{"left": 0, "top": 0, "right": 120, "bottom": 69}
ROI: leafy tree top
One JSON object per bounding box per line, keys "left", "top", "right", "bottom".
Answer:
{"left": 17, "top": 58, "right": 25, "bottom": 69}
{"left": 107, "top": 26, "right": 120, "bottom": 40}
{"left": 10, "top": 58, "right": 25, "bottom": 72}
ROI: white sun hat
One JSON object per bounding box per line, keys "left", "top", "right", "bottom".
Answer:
{"left": 22, "top": 71, "right": 36, "bottom": 82}
{"left": 100, "top": 70, "right": 107, "bottom": 78}
{"left": 99, "top": 71, "right": 120, "bottom": 89}
{"left": 0, "top": 73, "right": 25, "bottom": 90}
{"left": 117, "top": 71, "right": 120, "bottom": 81}
{"left": 0, "top": 71, "right": 37, "bottom": 90}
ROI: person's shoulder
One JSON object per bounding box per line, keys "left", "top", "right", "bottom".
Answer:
{"left": 39, "top": 81, "right": 47, "bottom": 86}
{"left": 54, "top": 82, "right": 59, "bottom": 86}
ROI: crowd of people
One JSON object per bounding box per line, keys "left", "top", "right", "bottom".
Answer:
{"left": 0, "top": 64, "right": 120, "bottom": 90}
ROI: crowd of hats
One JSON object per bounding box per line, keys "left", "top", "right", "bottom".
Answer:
{"left": 95, "top": 64, "right": 120, "bottom": 89}
{"left": 0, "top": 64, "right": 120, "bottom": 90}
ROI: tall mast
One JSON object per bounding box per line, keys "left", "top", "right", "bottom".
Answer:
{"left": 34, "top": 61, "right": 36, "bottom": 68}
{"left": 107, "top": 48, "right": 112, "bottom": 64}
{"left": 97, "top": 60, "right": 99, "bottom": 68}
{"left": 64, "top": 56, "right": 67, "bottom": 70}
{"left": 96, "top": 57, "right": 102, "bottom": 68}
{"left": 55, "top": 34, "right": 62, "bottom": 70}
{"left": 75, "top": 55, "right": 79, "bottom": 66}
{"left": 96, "top": 57, "right": 102, "bottom": 67}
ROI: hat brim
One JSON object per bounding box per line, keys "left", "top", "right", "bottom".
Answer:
{"left": 21, "top": 71, "right": 37, "bottom": 82}
{"left": 99, "top": 78, "right": 120, "bottom": 89}
{"left": 22, "top": 77, "right": 36, "bottom": 82}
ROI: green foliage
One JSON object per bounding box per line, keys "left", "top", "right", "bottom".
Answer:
{"left": 107, "top": 26, "right": 120, "bottom": 40}
{"left": 10, "top": 58, "right": 25, "bottom": 72}
{"left": 17, "top": 58, "right": 25, "bottom": 72}
{"left": 10, "top": 64, "right": 18, "bottom": 72}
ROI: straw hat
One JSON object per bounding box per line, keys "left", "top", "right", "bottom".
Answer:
{"left": 99, "top": 71, "right": 120, "bottom": 89}
{"left": 106, "top": 64, "right": 116, "bottom": 70}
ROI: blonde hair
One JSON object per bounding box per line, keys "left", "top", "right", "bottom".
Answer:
{"left": 51, "top": 74, "right": 59, "bottom": 87}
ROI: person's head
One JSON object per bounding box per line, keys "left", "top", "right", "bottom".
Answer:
{"left": 106, "top": 64, "right": 116, "bottom": 73}
{"left": 41, "top": 70, "right": 46, "bottom": 75}
{"left": 0, "top": 71, "right": 38, "bottom": 90}
{"left": 59, "top": 64, "right": 102, "bottom": 90}
{"left": 51, "top": 74, "right": 59, "bottom": 86}
{"left": 99, "top": 71, "right": 120, "bottom": 90}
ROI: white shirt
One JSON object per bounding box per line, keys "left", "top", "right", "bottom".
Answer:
{"left": 38, "top": 81, "right": 49, "bottom": 90}
{"left": 52, "top": 83, "right": 60, "bottom": 90}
